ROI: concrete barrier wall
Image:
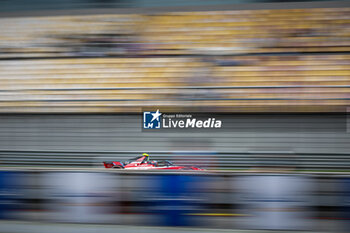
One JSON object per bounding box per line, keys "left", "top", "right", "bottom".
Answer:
{"left": 0, "top": 170, "right": 349, "bottom": 231}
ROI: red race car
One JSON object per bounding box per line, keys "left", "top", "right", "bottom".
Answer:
{"left": 103, "top": 153, "right": 203, "bottom": 170}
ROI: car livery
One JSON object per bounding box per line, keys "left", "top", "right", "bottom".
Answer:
{"left": 103, "top": 153, "right": 203, "bottom": 170}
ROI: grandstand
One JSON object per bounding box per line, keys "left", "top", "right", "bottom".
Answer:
{"left": 0, "top": 7, "right": 349, "bottom": 113}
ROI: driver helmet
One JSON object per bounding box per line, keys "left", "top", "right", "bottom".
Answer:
{"left": 142, "top": 153, "right": 149, "bottom": 163}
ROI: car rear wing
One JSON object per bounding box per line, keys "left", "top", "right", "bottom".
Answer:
{"left": 103, "top": 161, "right": 124, "bottom": 169}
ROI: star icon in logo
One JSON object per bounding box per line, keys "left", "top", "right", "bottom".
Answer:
{"left": 151, "top": 109, "right": 162, "bottom": 122}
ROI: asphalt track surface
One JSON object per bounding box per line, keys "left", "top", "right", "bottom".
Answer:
{"left": 0, "top": 221, "right": 328, "bottom": 233}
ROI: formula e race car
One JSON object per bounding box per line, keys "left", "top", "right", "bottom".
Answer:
{"left": 103, "top": 153, "right": 203, "bottom": 170}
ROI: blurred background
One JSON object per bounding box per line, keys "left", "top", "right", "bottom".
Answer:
{"left": 0, "top": 0, "right": 350, "bottom": 232}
